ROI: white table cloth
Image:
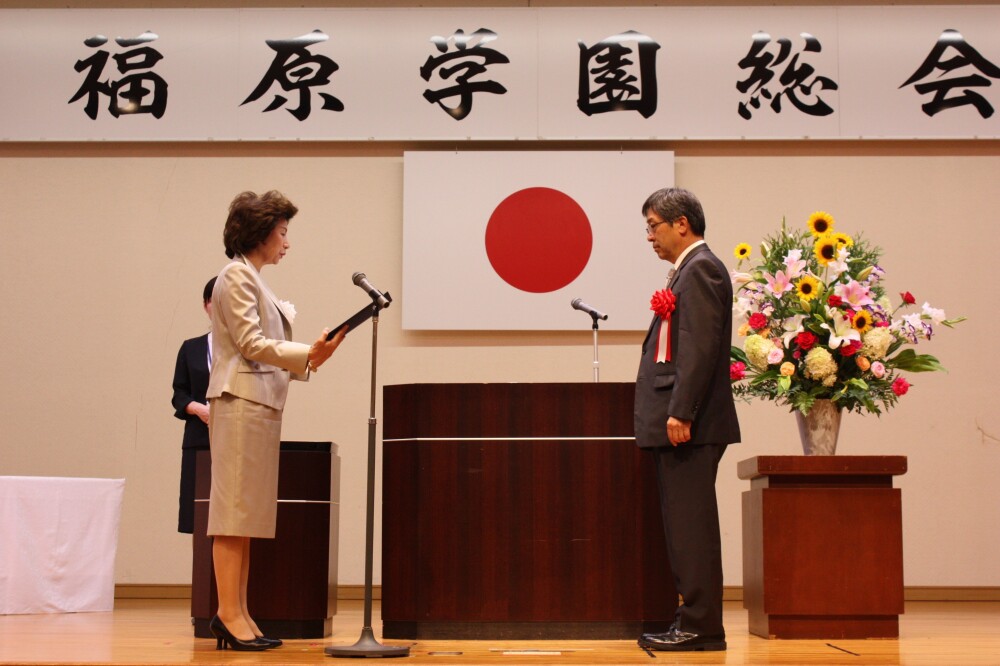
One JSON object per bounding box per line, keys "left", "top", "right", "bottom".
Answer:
{"left": 0, "top": 476, "right": 124, "bottom": 614}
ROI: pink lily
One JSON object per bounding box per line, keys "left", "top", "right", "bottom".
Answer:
{"left": 833, "top": 279, "right": 875, "bottom": 308}
{"left": 764, "top": 270, "right": 794, "bottom": 296}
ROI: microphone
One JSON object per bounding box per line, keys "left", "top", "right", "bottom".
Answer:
{"left": 353, "top": 272, "right": 391, "bottom": 309}
{"left": 571, "top": 298, "right": 608, "bottom": 320}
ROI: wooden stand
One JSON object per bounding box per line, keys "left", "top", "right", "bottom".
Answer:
{"left": 738, "top": 455, "right": 906, "bottom": 639}
{"left": 381, "top": 382, "right": 677, "bottom": 640}
{"left": 191, "top": 442, "right": 339, "bottom": 638}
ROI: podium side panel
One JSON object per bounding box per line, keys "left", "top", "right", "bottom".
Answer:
{"left": 761, "top": 487, "right": 904, "bottom": 615}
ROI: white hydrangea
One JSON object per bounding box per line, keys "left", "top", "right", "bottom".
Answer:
{"left": 861, "top": 327, "right": 893, "bottom": 360}
{"left": 803, "top": 347, "right": 837, "bottom": 381}
{"left": 744, "top": 334, "right": 776, "bottom": 371}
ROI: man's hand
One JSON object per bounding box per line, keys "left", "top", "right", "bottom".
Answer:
{"left": 666, "top": 416, "right": 692, "bottom": 446}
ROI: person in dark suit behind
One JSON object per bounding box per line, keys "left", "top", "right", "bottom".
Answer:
{"left": 633, "top": 187, "right": 741, "bottom": 652}
{"left": 171, "top": 277, "right": 217, "bottom": 534}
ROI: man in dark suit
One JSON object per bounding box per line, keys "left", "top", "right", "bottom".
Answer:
{"left": 171, "top": 277, "right": 216, "bottom": 534}
{"left": 634, "top": 188, "right": 740, "bottom": 652}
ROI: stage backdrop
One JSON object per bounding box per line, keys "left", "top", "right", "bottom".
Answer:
{"left": 1, "top": 6, "right": 999, "bottom": 140}
{"left": 403, "top": 151, "right": 675, "bottom": 331}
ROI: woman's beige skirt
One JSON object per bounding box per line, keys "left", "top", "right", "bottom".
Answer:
{"left": 207, "top": 393, "right": 282, "bottom": 538}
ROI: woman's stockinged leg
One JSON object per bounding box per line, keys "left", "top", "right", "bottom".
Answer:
{"left": 213, "top": 535, "right": 255, "bottom": 641}
{"left": 239, "top": 537, "right": 263, "bottom": 636}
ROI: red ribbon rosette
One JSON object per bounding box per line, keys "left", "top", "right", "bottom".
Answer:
{"left": 650, "top": 289, "right": 676, "bottom": 362}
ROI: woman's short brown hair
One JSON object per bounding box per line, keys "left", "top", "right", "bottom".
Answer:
{"left": 223, "top": 190, "right": 298, "bottom": 259}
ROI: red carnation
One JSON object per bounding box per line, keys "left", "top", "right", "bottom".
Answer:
{"left": 795, "top": 331, "right": 817, "bottom": 350}
{"left": 730, "top": 361, "right": 746, "bottom": 381}
{"left": 748, "top": 312, "right": 768, "bottom": 331}
{"left": 839, "top": 339, "right": 862, "bottom": 357}
{"left": 650, "top": 289, "right": 676, "bottom": 319}
{"left": 892, "top": 377, "right": 910, "bottom": 396}
{"left": 827, "top": 294, "right": 843, "bottom": 307}
{"left": 900, "top": 291, "right": 916, "bottom": 305}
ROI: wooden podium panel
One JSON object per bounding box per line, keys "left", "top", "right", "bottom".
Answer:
{"left": 738, "top": 455, "right": 906, "bottom": 639}
{"left": 381, "top": 383, "right": 677, "bottom": 639}
{"left": 191, "top": 442, "right": 339, "bottom": 638}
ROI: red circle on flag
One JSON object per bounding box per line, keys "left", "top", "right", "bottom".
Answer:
{"left": 484, "top": 187, "right": 593, "bottom": 293}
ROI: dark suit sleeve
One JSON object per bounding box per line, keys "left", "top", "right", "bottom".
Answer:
{"left": 171, "top": 341, "right": 195, "bottom": 420}
{"left": 669, "top": 255, "right": 729, "bottom": 422}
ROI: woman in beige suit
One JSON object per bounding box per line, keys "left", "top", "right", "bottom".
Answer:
{"left": 206, "top": 190, "right": 346, "bottom": 651}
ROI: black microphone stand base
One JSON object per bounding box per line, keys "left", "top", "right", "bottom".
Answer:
{"left": 324, "top": 628, "right": 410, "bottom": 658}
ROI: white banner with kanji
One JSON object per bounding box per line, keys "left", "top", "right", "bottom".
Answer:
{"left": 1, "top": 6, "right": 998, "bottom": 141}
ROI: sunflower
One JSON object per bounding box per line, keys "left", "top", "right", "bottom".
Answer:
{"left": 733, "top": 243, "right": 752, "bottom": 261}
{"left": 814, "top": 235, "right": 838, "bottom": 265}
{"left": 852, "top": 310, "right": 873, "bottom": 334}
{"left": 807, "top": 211, "right": 835, "bottom": 237}
{"left": 796, "top": 275, "right": 820, "bottom": 301}
{"left": 833, "top": 232, "right": 854, "bottom": 248}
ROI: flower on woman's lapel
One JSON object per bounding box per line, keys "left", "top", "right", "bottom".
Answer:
{"left": 278, "top": 299, "right": 297, "bottom": 324}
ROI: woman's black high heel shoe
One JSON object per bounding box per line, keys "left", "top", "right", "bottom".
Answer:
{"left": 209, "top": 615, "right": 268, "bottom": 651}
{"left": 255, "top": 635, "right": 283, "bottom": 648}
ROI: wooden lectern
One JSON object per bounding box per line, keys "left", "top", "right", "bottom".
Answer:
{"left": 191, "top": 442, "right": 339, "bottom": 638}
{"left": 381, "top": 382, "right": 677, "bottom": 639}
{"left": 739, "top": 455, "right": 906, "bottom": 639}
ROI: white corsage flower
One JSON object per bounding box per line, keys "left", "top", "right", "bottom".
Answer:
{"left": 278, "top": 300, "right": 297, "bottom": 324}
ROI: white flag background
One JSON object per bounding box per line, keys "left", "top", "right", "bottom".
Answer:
{"left": 402, "top": 151, "right": 675, "bottom": 330}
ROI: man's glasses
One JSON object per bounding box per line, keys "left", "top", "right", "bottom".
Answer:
{"left": 646, "top": 220, "right": 669, "bottom": 236}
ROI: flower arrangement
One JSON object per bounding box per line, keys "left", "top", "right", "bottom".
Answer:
{"left": 729, "top": 212, "right": 964, "bottom": 415}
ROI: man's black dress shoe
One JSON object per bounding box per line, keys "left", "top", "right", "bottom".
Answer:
{"left": 638, "top": 628, "right": 726, "bottom": 652}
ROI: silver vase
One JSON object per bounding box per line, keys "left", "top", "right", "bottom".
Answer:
{"left": 795, "top": 399, "right": 842, "bottom": 455}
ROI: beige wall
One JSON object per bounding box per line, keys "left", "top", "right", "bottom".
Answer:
{"left": 2, "top": 1, "right": 999, "bottom": 590}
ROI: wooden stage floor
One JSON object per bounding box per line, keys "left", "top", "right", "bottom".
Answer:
{"left": 1, "top": 600, "right": 998, "bottom": 665}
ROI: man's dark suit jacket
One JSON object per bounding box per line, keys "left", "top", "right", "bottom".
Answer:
{"left": 634, "top": 244, "right": 741, "bottom": 448}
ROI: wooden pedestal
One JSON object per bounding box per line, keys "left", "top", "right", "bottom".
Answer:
{"left": 381, "top": 382, "right": 677, "bottom": 640}
{"left": 738, "top": 455, "right": 906, "bottom": 639}
{"left": 191, "top": 442, "right": 339, "bottom": 638}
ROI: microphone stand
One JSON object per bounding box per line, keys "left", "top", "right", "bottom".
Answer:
{"left": 325, "top": 300, "right": 409, "bottom": 659}
{"left": 590, "top": 314, "right": 601, "bottom": 383}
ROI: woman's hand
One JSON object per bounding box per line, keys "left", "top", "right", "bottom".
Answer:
{"left": 307, "top": 327, "right": 346, "bottom": 372}
{"left": 186, "top": 401, "right": 210, "bottom": 425}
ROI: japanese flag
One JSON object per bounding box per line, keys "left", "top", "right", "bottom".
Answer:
{"left": 403, "top": 151, "right": 675, "bottom": 330}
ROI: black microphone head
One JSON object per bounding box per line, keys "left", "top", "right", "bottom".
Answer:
{"left": 352, "top": 272, "right": 366, "bottom": 286}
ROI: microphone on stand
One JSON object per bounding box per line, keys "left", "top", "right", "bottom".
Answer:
{"left": 571, "top": 298, "right": 608, "bottom": 321}
{"left": 353, "top": 272, "right": 391, "bottom": 309}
